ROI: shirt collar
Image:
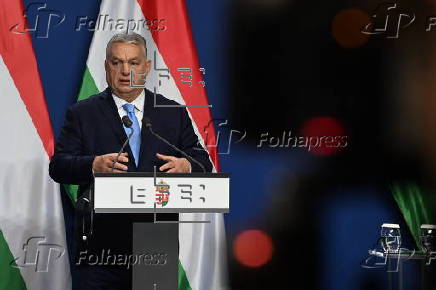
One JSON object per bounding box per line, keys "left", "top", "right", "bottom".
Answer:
{"left": 112, "top": 90, "right": 145, "bottom": 112}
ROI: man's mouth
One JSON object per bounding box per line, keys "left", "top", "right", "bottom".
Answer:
{"left": 119, "top": 79, "right": 130, "bottom": 85}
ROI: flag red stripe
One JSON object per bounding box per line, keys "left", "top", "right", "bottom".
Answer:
{"left": 0, "top": 0, "right": 54, "bottom": 157}
{"left": 137, "top": 0, "right": 220, "bottom": 171}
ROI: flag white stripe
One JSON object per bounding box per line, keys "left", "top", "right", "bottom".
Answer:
{"left": 0, "top": 56, "right": 71, "bottom": 290}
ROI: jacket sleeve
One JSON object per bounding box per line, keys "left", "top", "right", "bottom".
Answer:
{"left": 178, "top": 108, "right": 213, "bottom": 173}
{"left": 49, "top": 107, "right": 95, "bottom": 184}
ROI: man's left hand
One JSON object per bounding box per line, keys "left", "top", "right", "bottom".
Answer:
{"left": 157, "top": 153, "right": 191, "bottom": 173}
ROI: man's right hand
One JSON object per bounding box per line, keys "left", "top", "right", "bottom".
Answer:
{"left": 92, "top": 153, "right": 129, "bottom": 173}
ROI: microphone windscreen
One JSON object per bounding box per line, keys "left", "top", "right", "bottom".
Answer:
{"left": 122, "top": 115, "right": 133, "bottom": 128}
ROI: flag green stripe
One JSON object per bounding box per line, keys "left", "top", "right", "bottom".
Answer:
{"left": 391, "top": 183, "right": 436, "bottom": 247}
{"left": 178, "top": 260, "right": 192, "bottom": 290}
{"left": 77, "top": 67, "right": 99, "bottom": 102}
{"left": 64, "top": 184, "right": 79, "bottom": 203}
{"left": 0, "top": 231, "right": 26, "bottom": 290}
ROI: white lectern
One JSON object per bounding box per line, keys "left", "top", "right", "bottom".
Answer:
{"left": 92, "top": 172, "right": 229, "bottom": 290}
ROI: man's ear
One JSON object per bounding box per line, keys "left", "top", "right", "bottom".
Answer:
{"left": 145, "top": 59, "right": 151, "bottom": 75}
{"left": 104, "top": 60, "right": 111, "bottom": 86}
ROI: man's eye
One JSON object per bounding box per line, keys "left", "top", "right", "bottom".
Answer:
{"left": 112, "top": 61, "right": 119, "bottom": 65}
{"left": 131, "top": 62, "right": 139, "bottom": 65}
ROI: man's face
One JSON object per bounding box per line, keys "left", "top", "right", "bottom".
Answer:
{"left": 105, "top": 42, "right": 151, "bottom": 100}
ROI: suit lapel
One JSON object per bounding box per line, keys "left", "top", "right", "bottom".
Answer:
{"left": 97, "top": 88, "right": 137, "bottom": 169}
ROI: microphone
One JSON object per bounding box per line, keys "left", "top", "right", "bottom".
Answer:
{"left": 111, "top": 115, "right": 134, "bottom": 172}
{"left": 122, "top": 115, "right": 133, "bottom": 128}
{"left": 143, "top": 117, "right": 206, "bottom": 173}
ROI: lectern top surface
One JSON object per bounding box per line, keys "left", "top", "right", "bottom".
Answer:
{"left": 94, "top": 172, "right": 229, "bottom": 178}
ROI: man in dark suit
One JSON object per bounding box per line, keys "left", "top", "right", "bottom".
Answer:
{"left": 49, "top": 33, "right": 212, "bottom": 289}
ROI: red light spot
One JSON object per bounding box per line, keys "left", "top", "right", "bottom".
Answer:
{"left": 300, "top": 116, "right": 347, "bottom": 156}
{"left": 233, "top": 230, "right": 273, "bottom": 268}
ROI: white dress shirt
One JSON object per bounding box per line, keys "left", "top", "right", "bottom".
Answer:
{"left": 112, "top": 91, "right": 145, "bottom": 129}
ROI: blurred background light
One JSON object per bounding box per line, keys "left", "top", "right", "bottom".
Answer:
{"left": 233, "top": 229, "right": 274, "bottom": 268}
{"left": 331, "top": 9, "right": 371, "bottom": 49}
{"left": 300, "top": 116, "right": 347, "bottom": 156}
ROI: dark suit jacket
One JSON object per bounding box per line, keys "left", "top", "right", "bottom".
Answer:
{"left": 49, "top": 87, "right": 212, "bottom": 257}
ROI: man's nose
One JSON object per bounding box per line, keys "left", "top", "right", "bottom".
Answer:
{"left": 121, "top": 62, "right": 130, "bottom": 75}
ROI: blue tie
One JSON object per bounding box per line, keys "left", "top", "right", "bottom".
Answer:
{"left": 122, "top": 103, "right": 141, "bottom": 166}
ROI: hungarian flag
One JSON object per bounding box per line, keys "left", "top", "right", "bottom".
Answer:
{"left": 0, "top": 0, "right": 71, "bottom": 289}
{"left": 70, "top": 0, "right": 228, "bottom": 289}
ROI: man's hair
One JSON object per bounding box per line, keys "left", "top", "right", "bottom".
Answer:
{"left": 106, "top": 32, "right": 147, "bottom": 59}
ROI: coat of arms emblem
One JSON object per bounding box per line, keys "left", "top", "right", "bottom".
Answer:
{"left": 155, "top": 180, "right": 170, "bottom": 207}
